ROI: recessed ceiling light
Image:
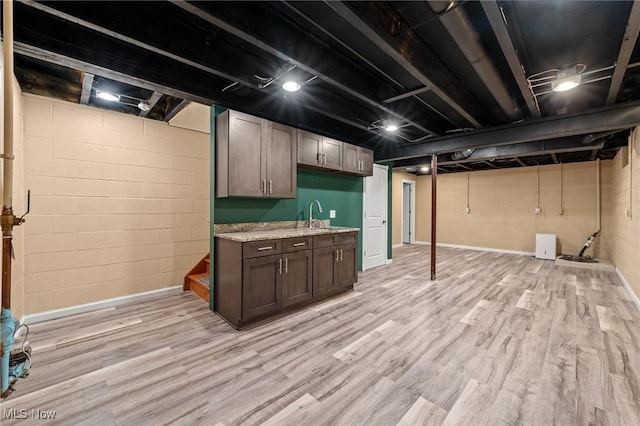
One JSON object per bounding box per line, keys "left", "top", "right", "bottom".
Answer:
{"left": 96, "top": 90, "right": 119, "bottom": 102}
{"left": 420, "top": 166, "right": 430, "bottom": 172}
{"left": 385, "top": 124, "right": 398, "bottom": 132}
{"left": 282, "top": 81, "right": 301, "bottom": 92}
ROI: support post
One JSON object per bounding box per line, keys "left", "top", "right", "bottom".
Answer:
{"left": 430, "top": 154, "right": 437, "bottom": 280}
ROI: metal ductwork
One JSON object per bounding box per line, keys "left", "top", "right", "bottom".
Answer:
{"left": 451, "top": 148, "right": 474, "bottom": 160}
{"left": 428, "top": 1, "right": 522, "bottom": 122}
{"left": 581, "top": 129, "right": 626, "bottom": 145}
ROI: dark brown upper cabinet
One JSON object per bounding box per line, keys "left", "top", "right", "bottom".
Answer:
{"left": 342, "top": 144, "right": 374, "bottom": 176}
{"left": 297, "top": 130, "right": 343, "bottom": 172}
{"left": 216, "top": 110, "right": 297, "bottom": 198}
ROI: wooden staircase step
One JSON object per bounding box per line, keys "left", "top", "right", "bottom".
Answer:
{"left": 187, "top": 272, "right": 210, "bottom": 303}
{"left": 205, "top": 257, "right": 210, "bottom": 273}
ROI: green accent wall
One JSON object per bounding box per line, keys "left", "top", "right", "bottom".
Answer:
{"left": 215, "top": 170, "right": 364, "bottom": 270}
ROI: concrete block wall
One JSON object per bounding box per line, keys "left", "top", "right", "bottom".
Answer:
{"left": 22, "top": 95, "right": 210, "bottom": 314}
{"left": 612, "top": 129, "right": 640, "bottom": 300}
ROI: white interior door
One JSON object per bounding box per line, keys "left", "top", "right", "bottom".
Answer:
{"left": 362, "top": 164, "right": 388, "bottom": 271}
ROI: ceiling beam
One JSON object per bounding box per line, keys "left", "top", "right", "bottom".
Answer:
{"left": 376, "top": 101, "right": 640, "bottom": 161}
{"left": 171, "top": 1, "right": 439, "bottom": 137}
{"left": 139, "top": 91, "right": 163, "bottom": 118}
{"left": 591, "top": 149, "right": 599, "bottom": 161}
{"left": 606, "top": 1, "right": 640, "bottom": 105}
{"left": 391, "top": 138, "right": 604, "bottom": 168}
{"left": 79, "top": 72, "right": 94, "bottom": 105}
{"left": 14, "top": 42, "right": 214, "bottom": 105}
{"left": 19, "top": 0, "right": 259, "bottom": 89}
{"left": 482, "top": 161, "right": 496, "bottom": 168}
{"left": 481, "top": 1, "right": 540, "bottom": 118}
{"left": 325, "top": 1, "right": 481, "bottom": 128}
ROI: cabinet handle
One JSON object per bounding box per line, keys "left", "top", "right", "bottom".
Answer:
{"left": 262, "top": 179, "right": 266, "bottom": 194}
{"left": 339, "top": 248, "right": 343, "bottom": 262}
{"left": 268, "top": 179, "right": 272, "bottom": 194}
{"left": 284, "top": 258, "right": 288, "bottom": 273}
{"left": 335, "top": 249, "right": 339, "bottom": 262}
{"left": 323, "top": 153, "right": 327, "bottom": 165}
{"left": 293, "top": 242, "right": 306, "bottom": 247}
{"left": 257, "top": 246, "right": 273, "bottom": 251}
{"left": 317, "top": 152, "right": 322, "bottom": 164}
{"left": 278, "top": 258, "right": 283, "bottom": 275}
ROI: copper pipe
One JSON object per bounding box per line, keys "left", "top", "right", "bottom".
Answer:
{"left": 2, "top": 239, "right": 11, "bottom": 310}
{"left": 430, "top": 154, "right": 437, "bottom": 280}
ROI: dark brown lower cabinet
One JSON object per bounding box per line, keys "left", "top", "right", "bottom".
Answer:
{"left": 282, "top": 250, "right": 313, "bottom": 306}
{"left": 242, "top": 254, "right": 282, "bottom": 321}
{"left": 215, "top": 232, "right": 357, "bottom": 329}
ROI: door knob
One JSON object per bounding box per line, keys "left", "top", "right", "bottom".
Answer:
{"left": 382, "top": 220, "right": 387, "bottom": 224}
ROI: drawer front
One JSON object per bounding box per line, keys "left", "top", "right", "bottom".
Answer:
{"left": 338, "top": 232, "right": 357, "bottom": 245}
{"left": 282, "top": 236, "right": 313, "bottom": 253}
{"left": 243, "top": 239, "right": 282, "bottom": 258}
{"left": 314, "top": 234, "right": 338, "bottom": 248}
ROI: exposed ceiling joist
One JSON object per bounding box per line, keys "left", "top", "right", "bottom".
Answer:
{"left": 79, "top": 72, "right": 94, "bottom": 105}
{"left": 325, "top": 1, "right": 481, "bottom": 128}
{"left": 19, "top": 0, "right": 259, "bottom": 89}
{"left": 591, "top": 149, "right": 599, "bottom": 161}
{"left": 481, "top": 1, "right": 540, "bottom": 118}
{"left": 14, "top": 42, "right": 214, "bottom": 105}
{"left": 170, "top": 1, "right": 439, "bottom": 137}
{"left": 456, "top": 163, "right": 472, "bottom": 171}
{"left": 514, "top": 157, "right": 526, "bottom": 167}
{"left": 376, "top": 101, "right": 640, "bottom": 161}
{"left": 606, "top": 1, "right": 640, "bottom": 105}
{"left": 139, "top": 91, "right": 162, "bottom": 118}
{"left": 550, "top": 152, "right": 559, "bottom": 164}
{"left": 482, "top": 160, "right": 496, "bottom": 168}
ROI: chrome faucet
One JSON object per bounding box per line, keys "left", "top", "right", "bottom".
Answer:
{"left": 308, "top": 200, "right": 323, "bottom": 228}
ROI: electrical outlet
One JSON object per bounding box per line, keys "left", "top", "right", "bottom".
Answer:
{"left": 625, "top": 208, "right": 633, "bottom": 218}
{"left": 534, "top": 207, "right": 541, "bottom": 215}
{"left": 465, "top": 207, "right": 471, "bottom": 214}
{"left": 330, "top": 210, "right": 336, "bottom": 218}
{"left": 559, "top": 208, "right": 564, "bottom": 215}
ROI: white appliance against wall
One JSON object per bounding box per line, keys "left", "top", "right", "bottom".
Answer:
{"left": 535, "top": 233, "right": 557, "bottom": 260}
{"left": 402, "top": 180, "right": 416, "bottom": 244}
{"left": 362, "top": 164, "right": 389, "bottom": 271}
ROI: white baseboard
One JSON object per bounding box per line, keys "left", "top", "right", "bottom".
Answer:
{"left": 23, "top": 285, "right": 183, "bottom": 325}
{"left": 386, "top": 258, "right": 393, "bottom": 264}
{"left": 413, "top": 241, "right": 535, "bottom": 256}
{"left": 392, "top": 243, "right": 403, "bottom": 249}
{"left": 616, "top": 268, "right": 640, "bottom": 311}
{"left": 414, "top": 241, "right": 430, "bottom": 246}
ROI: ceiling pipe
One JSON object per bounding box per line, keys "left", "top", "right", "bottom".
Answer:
{"left": 428, "top": 1, "right": 522, "bottom": 122}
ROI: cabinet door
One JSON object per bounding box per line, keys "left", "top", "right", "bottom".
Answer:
{"left": 242, "top": 254, "right": 282, "bottom": 321}
{"left": 267, "top": 122, "right": 297, "bottom": 198}
{"left": 342, "top": 143, "right": 359, "bottom": 174}
{"left": 297, "top": 130, "right": 321, "bottom": 167}
{"left": 313, "top": 246, "right": 338, "bottom": 297}
{"left": 359, "top": 147, "right": 374, "bottom": 176}
{"left": 282, "top": 250, "right": 313, "bottom": 307}
{"left": 228, "top": 111, "right": 265, "bottom": 197}
{"left": 337, "top": 244, "right": 357, "bottom": 288}
{"left": 322, "top": 137, "right": 343, "bottom": 171}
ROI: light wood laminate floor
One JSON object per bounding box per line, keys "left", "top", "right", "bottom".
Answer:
{"left": 2, "top": 245, "right": 639, "bottom": 425}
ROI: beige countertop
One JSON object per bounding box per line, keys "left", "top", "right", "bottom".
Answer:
{"left": 215, "top": 226, "right": 359, "bottom": 242}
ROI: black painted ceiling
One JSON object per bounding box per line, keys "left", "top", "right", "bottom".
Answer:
{"left": 7, "top": 1, "right": 639, "bottom": 173}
